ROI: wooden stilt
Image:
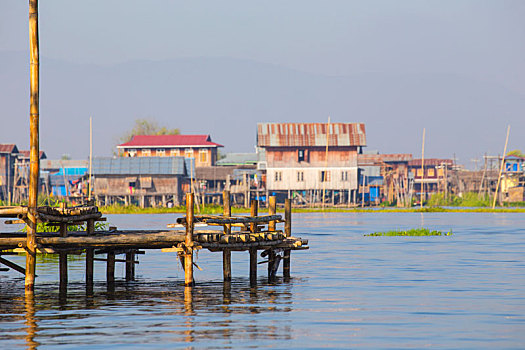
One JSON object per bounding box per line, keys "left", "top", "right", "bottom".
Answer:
{"left": 184, "top": 193, "right": 194, "bottom": 286}
{"left": 222, "top": 191, "right": 232, "bottom": 281}
{"left": 283, "top": 198, "right": 291, "bottom": 279}
{"left": 106, "top": 251, "right": 115, "bottom": 284}
{"left": 86, "top": 219, "right": 94, "bottom": 292}
{"left": 250, "top": 199, "right": 258, "bottom": 233}
{"left": 249, "top": 247, "right": 257, "bottom": 285}
{"left": 59, "top": 222, "right": 68, "bottom": 294}
{"left": 125, "top": 250, "right": 135, "bottom": 281}
{"left": 268, "top": 196, "right": 276, "bottom": 231}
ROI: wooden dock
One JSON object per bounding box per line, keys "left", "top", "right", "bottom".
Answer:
{"left": 0, "top": 191, "right": 308, "bottom": 292}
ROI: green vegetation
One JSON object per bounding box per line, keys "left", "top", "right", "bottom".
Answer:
{"left": 99, "top": 203, "right": 251, "bottom": 215}
{"left": 20, "top": 221, "right": 108, "bottom": 233}
{"left": 119, "top": 118, "right": 180, "bottom": 144}
{"left": 427, "top": 192, "right": 492, "bottom": 207}
{"left": 365, "top": 228, "right": 452, "bottom": 236}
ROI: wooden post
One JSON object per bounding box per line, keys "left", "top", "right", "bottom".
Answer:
{"left": 59, "top": 222, "right": 68, "bottom": 294}
{"left": 185, "top": 192, "right": 194, "bottom": 286}
{"left": 283, "top": 198, "right": 292, "bottom": 279}
{"left": 250, "top": 199, "right": 258, "bottom": 233}
{"left": 268, "top": 196, "right": 276, "bottom": 231}
{"left": 106, "top": 251, "right": 115, "bottom": 284}
{"left": 25, "top": 0, "right": 40, "bottom": 294}
{"left": 249, "top": 248, "right": 257, "bottom": 285}
{"left": 86, "top": 219, "right": 94, "bottom": 292}
{"left": 125, "top": 250, "right": 135, "bottom": 281}
{"left": 222, "top": 191, "right": 231, "bottom": 281}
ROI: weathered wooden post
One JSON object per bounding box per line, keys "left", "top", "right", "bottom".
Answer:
{"left": 106, "top": 250, "right": 115, "bottom": 284}
{"left": 222, "top": 191, "right": 231, "bottom": 281}
{"left": 58, "top": 219, "right": 68, "bottom": 294}
{"left": 249, "top": 199, "right": 258, "bottom": 284}
{"left": 125, "top": 250, "right": 135, "bottom": 281}
{"left": 268, "top": 196, "right": 276, "bottom": 231}
{"left": 25, "top": 0, "right": 40, "bottom": 293}
{"left": 185, "top": 192, "right": 194, "bottom": 286}
{"left": 86, "top": 218, "right": 95, "bottom": 292}
{"left": 283, "top": 198, "right": 292, "bottom": 279}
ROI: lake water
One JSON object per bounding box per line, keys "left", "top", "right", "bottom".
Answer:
{"left": 1, "top": 212, "right": 524, "bottom": 349}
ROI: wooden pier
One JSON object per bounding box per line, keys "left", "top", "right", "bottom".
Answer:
{"left": 0, "top": 191, "right": 308, "bottom": 292}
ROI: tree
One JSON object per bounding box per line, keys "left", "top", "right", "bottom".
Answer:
{"left": 507, "top": 149, "right": 525, "bottom": 158}
{"left": 119, "top": 118, "right": 180, "bottom": 143}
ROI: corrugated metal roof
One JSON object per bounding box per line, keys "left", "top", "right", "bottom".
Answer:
{"left": 18, "top": 150, "right": 47, "bottom": 159}
{"left": 118, "top": 135, "right": 223, "bottom": 148}
{"left": 41, "top": 159, "right": 89, "bottom": 169}
{"left": 358, "top": 153, "right": 413, "bottom": 165}
{"left": 216, "top": 153, "right": 258, "bottom": 166}
{"left": 0, "top": 144, "right": 18, "bottom": 154}
{"left": 257, "top": 122, "right": 366, "bottom": 147}
{"left": 92, "top": 157, "right": 188, "bottom": 175}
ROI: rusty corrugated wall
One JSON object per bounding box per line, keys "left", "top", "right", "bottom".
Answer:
{"left": 257, "top": 122, "right": 366, "bottom": 147}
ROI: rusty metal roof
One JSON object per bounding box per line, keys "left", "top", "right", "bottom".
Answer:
{"left": 257, "top": 122, "right": 366, "bottom": 147}
{"left": 358, "top": 153, "right": 413, "bottom": 165}
{"left": 0, "top": 144, "right": 18, "bottom": 154}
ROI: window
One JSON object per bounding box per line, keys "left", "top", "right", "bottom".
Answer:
{"left": 416, "top": 168, "right": 423, "bottom": 177}
{"left": 298, "top": 149, "right": 305, "bottom": 162}
{"left": 427, "top": 168, "right": 435, "bottom": 177}
{"left": 156, "top": 148, "right": 165, "bottom": 157}
{"left": 437, "top": 168, "right": 444, "bottom": 177}
{"left": 341, "top": 171, "right": 348, "bottom": 181}
{"left": 297, "top": 171, "right": 304, "bottom": 182}
{"left": 141, "top": 149, "right": 151, "bottom": 157}
{"left": 170, "top": 149, "right": 180, "bottom": 156}
{"left": 128, "top": 149, "right": 137, "bottom": 157}
{"left": 185, "top": 149, "right": 194, "bottom": 158}
{"left": 320, "top": 170, "right": 331, "bottom": 182}
{"left": 199, "top": 149, "right": 208, "bottom": 163}
{"left": 275, "top": 171, "right": 282, "bottom": 182}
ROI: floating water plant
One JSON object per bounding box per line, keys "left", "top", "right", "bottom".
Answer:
{"left": 365, "top": 228, "right": 452, "bottom": 236}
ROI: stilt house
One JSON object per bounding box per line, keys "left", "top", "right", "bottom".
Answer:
{"left": 257, "top": 122, "right": 366, "bottom": 204}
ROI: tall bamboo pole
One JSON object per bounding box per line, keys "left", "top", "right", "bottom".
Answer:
{"left": 185, "top": 193, "right": 194, "bottom": 286}
{"left": 322, "top": 116, "right": 330, "bottom": 208}
{"left": 283, "top": 198, "right": 291, "bottom": 279}
{"left": 420, "top": 128, "right": 425, "bottom": 209}
{"left": 26, "top": 0, "right": 40, "bottom": 293}
{"left": 222, "top": 190, "right": 231, "bottom": 281}
{"left": 492, "top": 126, "right": 511, "bottom": 209}
{"left": 88, "top": 117, "right": 93, "bottom": 201}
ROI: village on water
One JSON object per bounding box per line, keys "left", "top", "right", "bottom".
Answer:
{"left": 1, "top": 121, "right": 525, "bottom": 209}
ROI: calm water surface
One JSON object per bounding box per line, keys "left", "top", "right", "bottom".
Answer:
{"left": 1, "top": 212, "right": 524, "bottom": 349}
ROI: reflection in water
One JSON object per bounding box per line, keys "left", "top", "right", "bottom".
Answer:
{"left": 24, "top": 293, "right": 39, "bottom": 350}
{"left": 0, "top": 278, "right": 294, "bottom": 348}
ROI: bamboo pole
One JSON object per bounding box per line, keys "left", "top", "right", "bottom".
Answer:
{"left": 222, "top": 190, "right": 231, "bottom": 281}
{"left": 26, "top": 0, "right": 40, "bottom": 293}
{"left": 420, "top": 128, "right": 425, "bottom": 209}
{"left": 283, "top": 198, "right": 291, "bottom": 279}
{"left": 58, "top": 217, "right": 68, "bottom": 294}
{"left": 88, "top": 117, "right": 93, "bottom": 201}
{"left": 185, "top": 193, "right": 194, "bottom": 286}
{"left": 492, "top": 126, "right": 511, "bottom": 209}
{"left": 250, "top": 199, "right": 258, "bottom": 233}
{"left": 322, "top": 116, "right": 330, "bottom": 208}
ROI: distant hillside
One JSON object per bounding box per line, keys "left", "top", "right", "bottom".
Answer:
{"left": 1, "top": 51, "right": 524, "bottom": 165}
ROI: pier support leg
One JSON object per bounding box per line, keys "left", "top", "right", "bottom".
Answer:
{"left": 184, "top": 193, "right": 194, "bottom": 286}
{"left": 249, "top": 248, "right": 257, "bottom": 285}
{"left": 59, "top": 223, "right": 68, "bottom": 295}
{"left": 106, "top": 251, "right": 115, "bottom": 284}
{"left": 284, "top": 198, "right": 292, "bottom": 280}
{"left": 125, "top": 250, "right": 135, "bottom": 281}
{"left": 86, "top": 219, "right": 94, "bottom": 293}
{"left": 223, "top": 249, "right": 231, "bottom": 281}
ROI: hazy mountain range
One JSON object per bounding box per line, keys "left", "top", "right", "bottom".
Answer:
{"left": 1, "top": 50, "right": 523, "bottom": 167}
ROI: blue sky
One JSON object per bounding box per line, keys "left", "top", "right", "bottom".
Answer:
{"left": 0, "top": 1, "right": 523, "bottom": 164}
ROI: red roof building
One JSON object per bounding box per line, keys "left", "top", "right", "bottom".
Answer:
{"left": 117, "top": 135, "right": 223, "bottom": 167}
